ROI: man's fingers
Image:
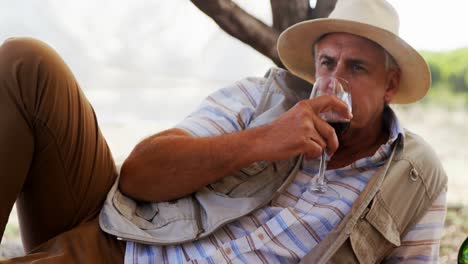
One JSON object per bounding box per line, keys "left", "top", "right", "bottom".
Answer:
{"left": 303, "top": 140, "right": 323, "bottom": 160}
{"left": 309, "top": 133, "right": 326, "bottom": 150}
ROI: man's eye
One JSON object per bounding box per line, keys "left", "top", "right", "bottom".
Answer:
{"left": 352, "top": 64, "right": 365, "bottom": 71}
{"left": 320, "top": 60, "right": 333, "bottom": 68}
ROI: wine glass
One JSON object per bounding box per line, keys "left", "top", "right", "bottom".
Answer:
{"left": 309, "top": 76, "right": 352, "bottom": 193}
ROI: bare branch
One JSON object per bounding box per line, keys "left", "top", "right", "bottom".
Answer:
{"left": 270, "top": 0, "right": 311, "bottom": 32}
{"left": 310, "top": 0, "right": 337, "bottom": 19}
{"left": 190, "top": 0, "right": 282, "bottom": 66}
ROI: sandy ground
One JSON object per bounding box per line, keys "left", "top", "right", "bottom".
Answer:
{"left": 393, "top": 105, "right": 468, "bottom": 205}
{"left": 1, "top": 105, "right": 467, "bottom": 261}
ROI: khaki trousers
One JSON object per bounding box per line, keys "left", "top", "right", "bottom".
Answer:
{"left": 0, "top": 38, "right": 124, "bottom": 263}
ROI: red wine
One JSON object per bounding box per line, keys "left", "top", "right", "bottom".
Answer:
{"left": 328, "top": 121, "right": 350, "bottom": 135}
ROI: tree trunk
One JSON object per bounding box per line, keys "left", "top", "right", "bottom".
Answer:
{"left": 310, "top": 0, "right": 338, "bottom": 19}
{"left": 190, "top": 0, "right": 337, "bottom": 66}
{"left": 270, "top": 0, "right": 310, "bottom": 32}
{"left": 190, "top": 0, "right": 282, "bottom": 66}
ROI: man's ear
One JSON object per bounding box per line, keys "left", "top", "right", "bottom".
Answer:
{"left": 384, "top": 69, "right": 401, "bottom": 103}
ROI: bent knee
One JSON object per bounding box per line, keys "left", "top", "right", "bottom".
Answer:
{"left": 0, "top": 37, "right": 66, "bottom": 68}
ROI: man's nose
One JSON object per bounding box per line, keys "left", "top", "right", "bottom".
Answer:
{"left": 332, "top": 61, "right": 347, "bottom": 79}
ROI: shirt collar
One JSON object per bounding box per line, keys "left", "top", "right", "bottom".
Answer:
{"left": 384, "top": 106, "right": 405, "bottom": 146}
{"left": 361, "top": 106, "right": 404, "bottom": 166}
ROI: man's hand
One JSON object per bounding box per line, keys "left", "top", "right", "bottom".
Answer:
{"left": 119, "top": 94, "right": 351, "bottom": 202}
{"left": 256, "top": 95, "right": 352, "bottom": 161}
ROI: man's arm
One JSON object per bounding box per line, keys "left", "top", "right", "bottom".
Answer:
{"left": 382, "top": 191, "right": 447, "bottom": 263}
{"left": 119, "top": 95, "right": 351, "bottom": 202}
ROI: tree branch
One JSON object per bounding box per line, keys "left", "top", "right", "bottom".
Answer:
{"left": 190, "top": 0, "right": 282, "bottom": 66}
{"left": 309, "top": 0, "right": 337, "bottom": 19}
{"left": 270, "top": 0, "right": 311, "bottom": 32}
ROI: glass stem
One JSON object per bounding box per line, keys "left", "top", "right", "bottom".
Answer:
{"left": 318, "top": 151, "right": 328, "bottom": 185}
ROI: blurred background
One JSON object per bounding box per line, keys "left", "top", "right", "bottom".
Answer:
{"left": 1, "top": 0, "right": 467, "bottom": 262}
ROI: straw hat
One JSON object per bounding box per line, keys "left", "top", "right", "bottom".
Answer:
{"left": 277, "top": 0, "right": 431, "bottom": 104}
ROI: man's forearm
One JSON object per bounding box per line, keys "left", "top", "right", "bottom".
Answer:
{"left": 119, "top": 127, "right": 268, "bottom": 202}
{"left": 119, "top": 96, "right": 349, "bottom": 202}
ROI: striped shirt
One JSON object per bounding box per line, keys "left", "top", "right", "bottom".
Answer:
{"left": 125, "top": 77, "right": 447, "bottom": 264}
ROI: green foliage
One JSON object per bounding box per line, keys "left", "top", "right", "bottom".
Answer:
{"left": 3, "top": 223, "right": 20, "bottom": 240}
{"left": 421, "top": 48, "right": 468, "bottom": 106}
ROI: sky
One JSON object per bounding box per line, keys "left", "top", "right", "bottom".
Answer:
{"left": 2, "top": 0, "right": 466, "bottom": 124}
{"left": 1, "top": 0, "right": 466, "bottom": 89}
{"left": 1, "top": 0, "right": 467, "bottom": 185}
{"left": 387, "top": 0, "right": 468, "bottom": 51}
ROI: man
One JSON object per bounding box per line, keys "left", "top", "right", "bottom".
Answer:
{"left": 0, "top": 0, "right": 447, "bottom": 263}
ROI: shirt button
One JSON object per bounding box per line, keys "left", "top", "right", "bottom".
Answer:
{"left": 225, "top": 248, "right": 232, "bottom": 254}
{"left": 258, "top": 233, "right": 265, "bottom": 240}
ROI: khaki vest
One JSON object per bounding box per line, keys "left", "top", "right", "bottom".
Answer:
{"left": 301, "top": 130, "right": 447, "bottom": 263}
{"left": 99, "top": 68, "right": 447, "bottom": 263}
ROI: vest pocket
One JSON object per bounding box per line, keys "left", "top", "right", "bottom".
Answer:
{"left": 112, "top": 190, "right": 161, "bottom": 229}
{"left": 240, "top": 160, "right": 270, "bottom": 176}
{"left": 208, "top": 160, "right": 270, "bottom": 195}
{"left": 113, "top": 189, "right": 197, "bottom": 230}
{"left": 350, "top": 194, "right": 401, "bottom": 263}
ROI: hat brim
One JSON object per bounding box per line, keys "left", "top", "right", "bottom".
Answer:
{"left": 277, "top": 18, "right": 431, "bottom": 104}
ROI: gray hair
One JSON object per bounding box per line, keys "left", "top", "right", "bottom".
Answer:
{"left": 383, "top": 50, "right": 398, "bottom": 71}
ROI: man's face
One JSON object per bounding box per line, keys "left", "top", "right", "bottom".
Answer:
{"left": 314, "top": 33, "right": 399, "bottom": 130}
